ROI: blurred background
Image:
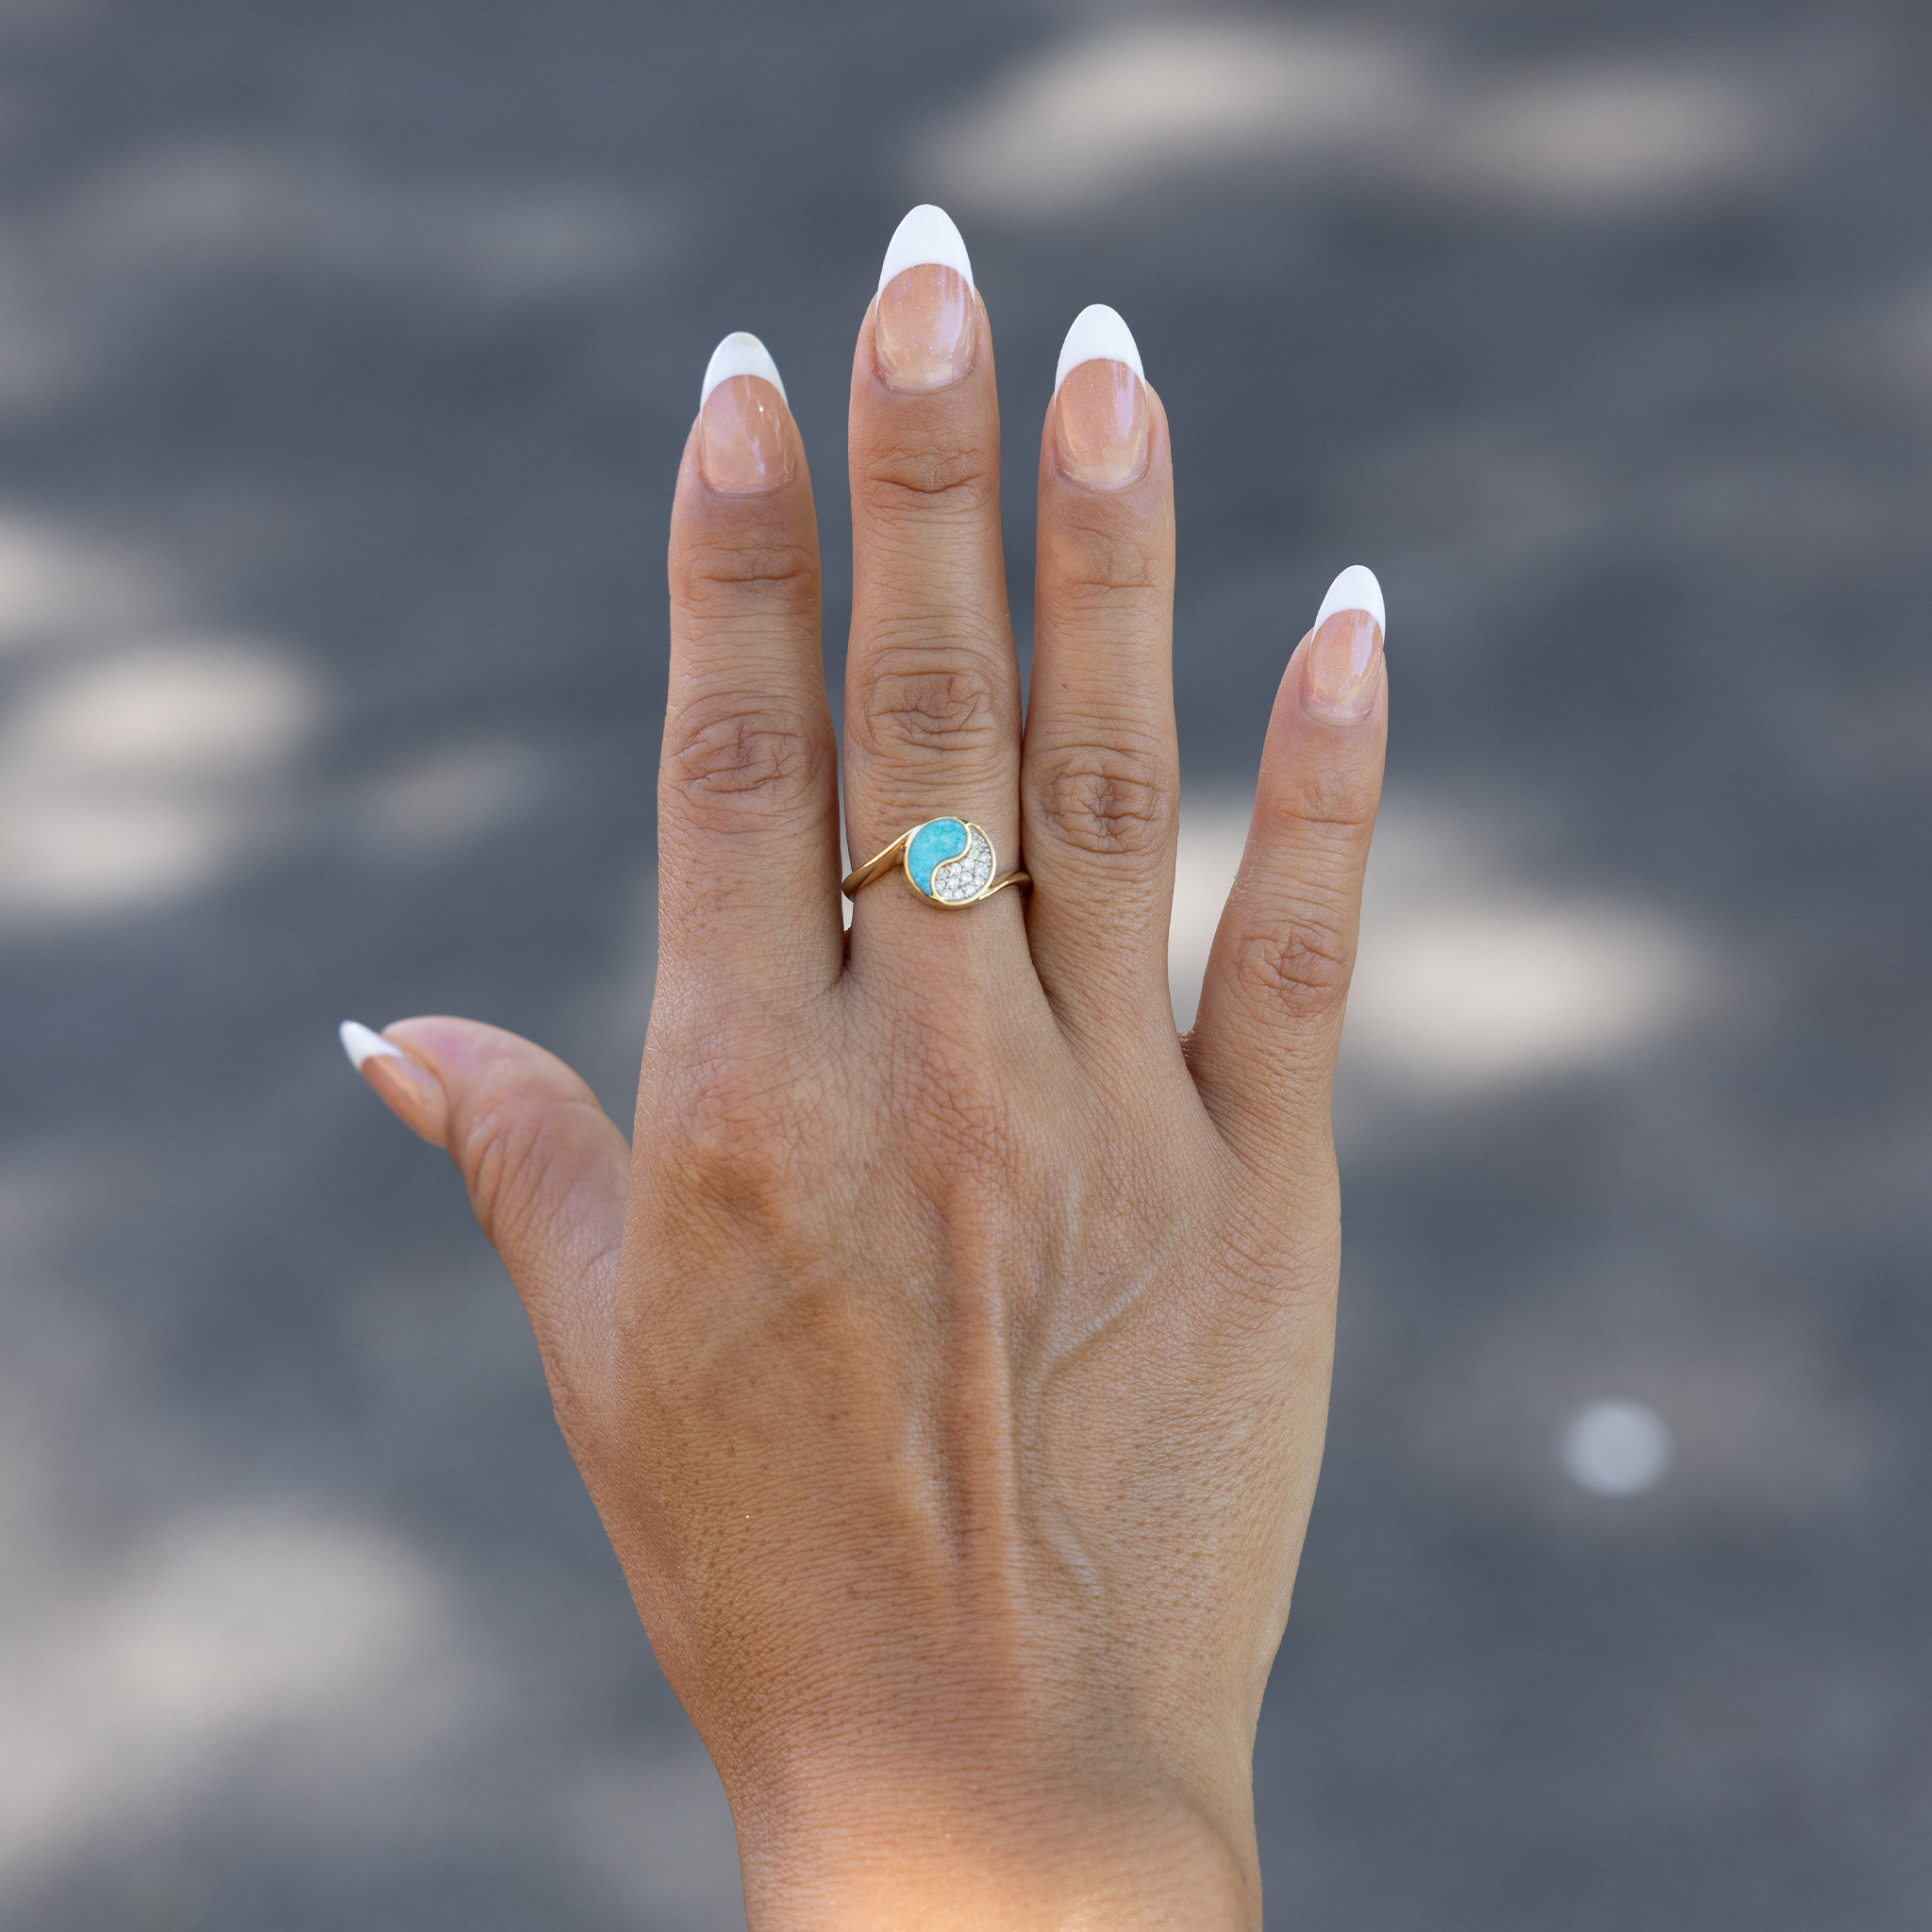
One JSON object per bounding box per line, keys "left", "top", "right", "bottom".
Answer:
{"left": 2, "top": 0, "right": 1927, "bottom": 1925}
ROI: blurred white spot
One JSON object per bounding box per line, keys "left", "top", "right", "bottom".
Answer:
{"left": 1403, "top": 1296, "right": 1893, "bottom": 1529}
{"left": 98, "top": 1511, "right": 439, "bottom": 1730}
{"left": 0, "top": 636, "right": 322, "bottom": 924}
{"left": 1168, "top": 800, "right": 1247, "bottom": 1031}
{"left": 1168, "top": 792, "right": 1707, "bottom": 1085}
{"left": 69, "top": 149, "right": 674, "bottom": 303}
{"left": 921, "top": 22, "right": 1405, "bottom": 218}
{"left": 1345, "top": 901, "right": 1702, "bottom": 1087}
{"left": 348, "top": 738, "right": 545, "bottom": 857}
{"left": 1562, "top": 1400, "right": 1674, "bottom": 1495}
{"left": 921, "top": 21, "right": 1786, "bottom": 219}
{"left": 0, "top": 793, "right": 251, "bottom": 920}
{"left": 0, "top": 1509, "right": 458, "bottom": 1887}
{"left": 0, "top": 514, "right": 178, "bottom": 647}
{"left": 1443, "top": 69, "right": 1772, "bottom": 208}
{"left": 9, "top": 638, "right": 317, "bottom": 780}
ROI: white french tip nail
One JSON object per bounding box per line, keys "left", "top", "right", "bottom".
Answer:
{"left": 1054, "top": 304, "right": 1143, "bottom": 393}
{"left": 1315, "top": 564, "right": 1386, "bottom": 641}
{"left": 876, "top": 203, "right": 974, "bottom": 294}
{"left": 340, "top": 1020, "right": 403, "bottom": 1071}
{"left": 699, "top": 332, "right": 787, "bottom": 411}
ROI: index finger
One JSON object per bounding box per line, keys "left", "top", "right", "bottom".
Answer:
{"left": 658, "top": 333, "right": 844, "bottom": 1018}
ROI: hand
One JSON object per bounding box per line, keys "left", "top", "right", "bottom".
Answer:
{"left": 342, "top": 207, "right": 1388, "bottom": 1930}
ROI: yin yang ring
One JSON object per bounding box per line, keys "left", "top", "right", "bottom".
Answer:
{"left": 841, "top": 817, "right": 1031, "bottom": 908}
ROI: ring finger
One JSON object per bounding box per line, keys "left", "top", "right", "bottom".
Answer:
{"left": 1020, "top": 306, "right": 1179, "bottom": 1057}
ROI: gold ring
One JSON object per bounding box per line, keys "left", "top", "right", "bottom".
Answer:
{"left": 841, "top": 817, "right": 1030, "bottom": 908}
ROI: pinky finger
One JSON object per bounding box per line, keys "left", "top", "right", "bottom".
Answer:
{"left": 1187, "top": 567, "right": 1388, "bottom": 1185}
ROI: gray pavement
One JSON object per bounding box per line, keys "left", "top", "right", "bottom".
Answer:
{"left": 2, "top": 2, "right": 1929, "bottom": 1926}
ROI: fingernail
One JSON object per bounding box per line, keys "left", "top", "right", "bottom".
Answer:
{"left": 874, "top": 205, "right": 976, "bottom": 393}
{"left": 1052, "top": 305, "right": 1149, "bottom": 491}
{"left": 339, "top": 1019, "right": 443, "bottom": 1119}
{"left": 1302, "top": 566, "right": 1387, "bottom": 722}
{"left": 698, "top": 332, "right": 793, "bottom": 493}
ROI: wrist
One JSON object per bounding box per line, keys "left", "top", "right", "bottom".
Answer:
{"left": 727, "top": 1755, "right": 1260, "bottom": 1931}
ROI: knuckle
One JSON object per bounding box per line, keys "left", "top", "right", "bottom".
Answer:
{"left": 1229, "top": 895, "right": 1357, "bottom": 1025}
{"left": 675, "top": 535, "right": 818, "bottom": 618}
{"left": 1272, "top": 758, "right": 1380, "bottom": 839}
{"left": 858, "top": 653, "right": 1004, "bottom": 759}
{"left": 1053, "top": 517, "right": 1168, "bottom": 603}
{"left": 458, "top": 1099, "right": 576, "bottom": 1256}
{"left": 659, "top": 1051, "right": 806, "bottom": 1219}
{"left": 665, "top": 700, "right": 827, "bottom": 826}
{"left": 858, "top": 439, "right": 998, "bottom": 517}
{"left": 1027, "top": 741, "right": 1174, "bottom": 858}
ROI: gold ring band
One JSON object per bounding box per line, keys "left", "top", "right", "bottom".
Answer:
{"left": 842, "top": 817, "right": 1030, "bottom": 908}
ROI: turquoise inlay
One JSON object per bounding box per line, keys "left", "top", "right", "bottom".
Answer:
{"left": 905, "top": 817, "right": 969, "bottom": 896}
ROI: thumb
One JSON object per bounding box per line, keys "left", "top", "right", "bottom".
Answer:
{"left": 339, "top": 1015, "right": 630, "bottom": 1381}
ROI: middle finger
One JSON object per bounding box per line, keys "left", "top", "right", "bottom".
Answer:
{"left": 841, "top": 207, "right": 1023, "bottom": 948}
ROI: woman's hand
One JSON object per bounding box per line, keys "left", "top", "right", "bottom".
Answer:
{"left": 343, "top": 206, "right": 1387, "bottom": 1930}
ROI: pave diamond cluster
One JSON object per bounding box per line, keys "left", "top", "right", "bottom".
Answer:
{"left": 906, "top": 817, "right": 996, "bottom": 905}
{"left": 930, "top": 824, "right": 995, "bottom": 903}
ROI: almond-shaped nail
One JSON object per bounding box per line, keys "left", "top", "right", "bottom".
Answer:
{"left": 874, "top": 204, "right": 976, "bottom": 393}
{"left": 1302, "top": 566, "right": 1386, "bottom": 723}
{"left": 340, "top": 1019, "right": 445, "bottom": 1135}
{"left": 698, "top": 332, "right": 793, "bottom": 493}
{"left": 1052, "top": 305, "right": 1149, "bottom": 491}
